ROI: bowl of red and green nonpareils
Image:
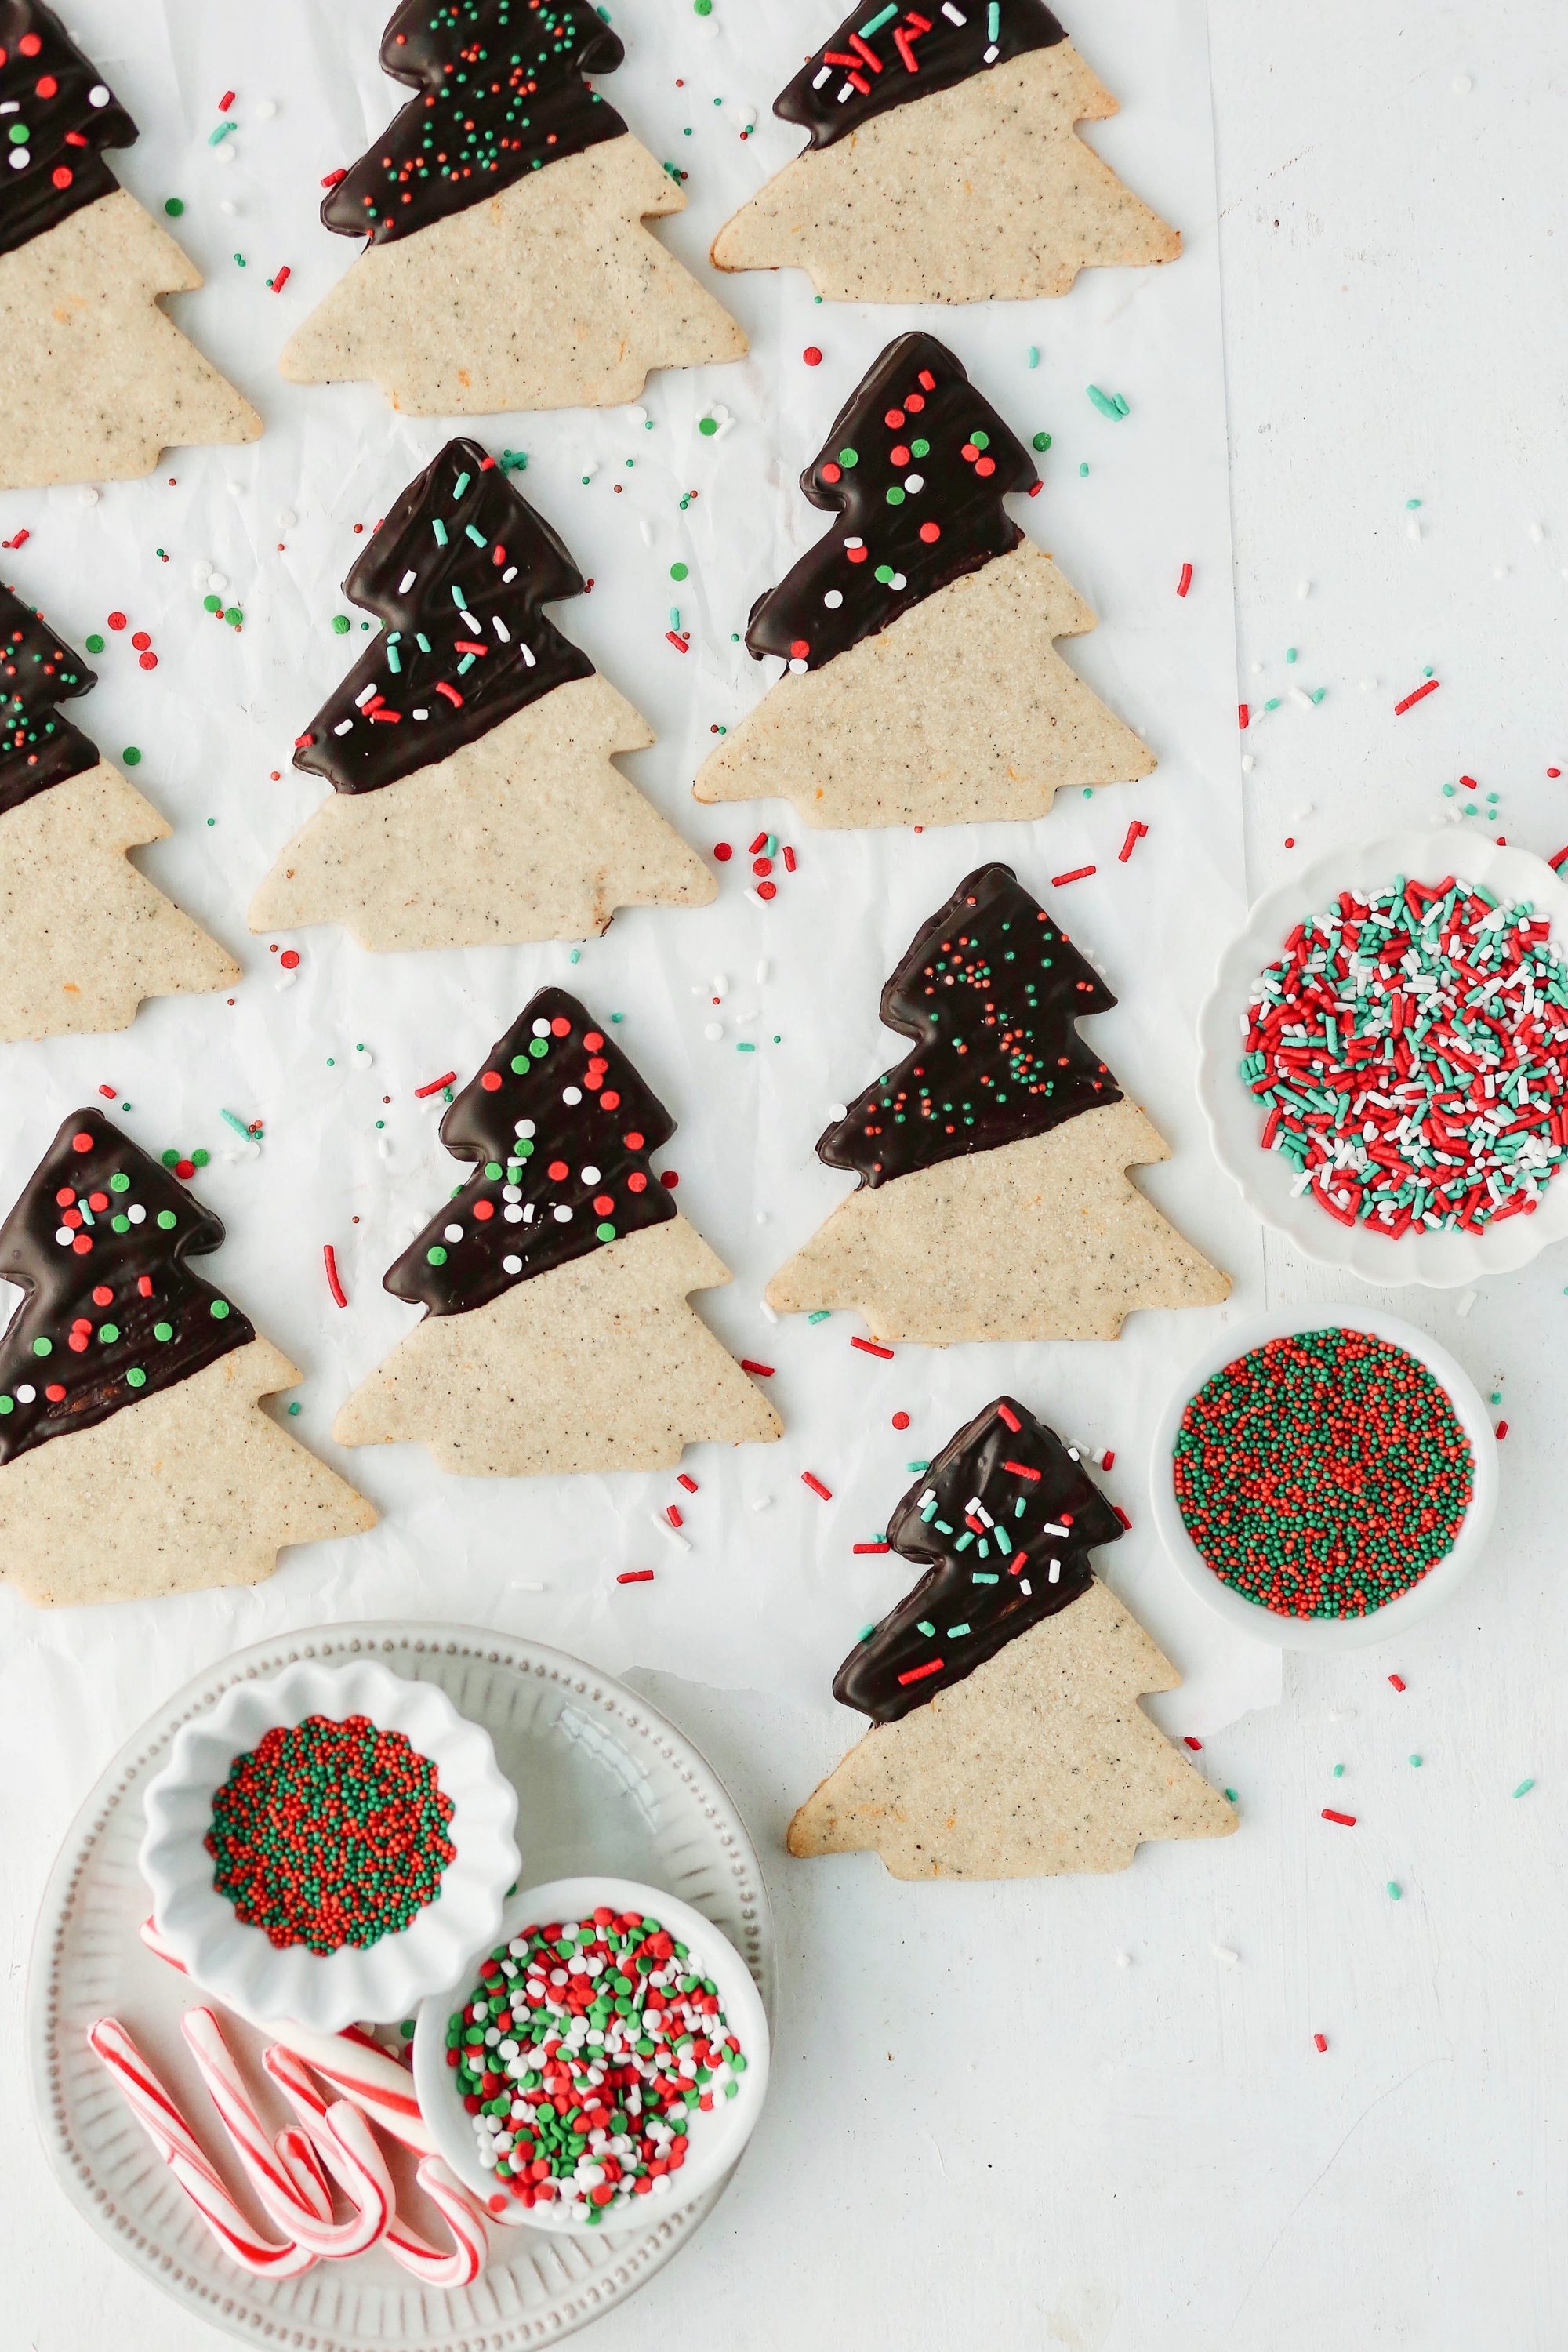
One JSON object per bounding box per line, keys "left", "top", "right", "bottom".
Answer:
{"left": 1196, "top": 827, "right": 1568, "bottom": 1283}
{"left": 1149, "top": 1306, "right": 1498, "bottom": 1650}
{"left": 412, "top": 1875, "right": 769, "bottom": 2230}
{"left": 139, "top": 1655, "right": 521, "bottom": 2032}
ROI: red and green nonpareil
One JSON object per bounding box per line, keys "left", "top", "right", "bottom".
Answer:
{"left": 206, "top": 1712, "right": 454, "bottom": 1954}
{"left": 1173, "top": 1329, "right": 1473, "bottom": 1618}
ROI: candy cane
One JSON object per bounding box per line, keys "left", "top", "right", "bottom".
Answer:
{"left": 140, "top": 1918, "right": 437, "bottom": 2156}
{"left": 88, "top": 2019, "right": 315, "bottom": 2279}
{"left": 264, "top": 2044, "right": 490, "bottom": 2288}
{"left": 183, "top": 2012, "right": 392, "bottom": 2259}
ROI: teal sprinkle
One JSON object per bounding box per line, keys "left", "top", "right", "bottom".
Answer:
{"left": 987, "top": 0, "right": 1000, "bottom": 36}
{"left": 452, "top": 470, "right": 471, "bottom": 499}
{"left": 808, "top": 1309, "right": 831, "bottom": 1324}
{"left": 1086, "top": 385, "right": 1123, "bottom": 419}
{"left": 464, "top": 524, "right": 487, "bottom": 548}
{"left": 735, "top": 1041, "right": 756, "bottom": 1053}
{"left": 858, "top": 2, "right": 897, "bottom": 28}
{"left": 946, "top": 1623, "right": 971, "bottom": 1639}
{"left": 208, "top": 120, "right": 236, "bottom": 145}
{"left": 1514, "top": 1777, "right": 1536, "bottom": 1798}
{"left": 431, "top": 518, "right": 448, "bottom": 546}
{"left": 219, "top": 1109, "right": 252, "bottom": 1142}
{"left": 1386, "top": 1882, "right": 1403, "bottom": 1901}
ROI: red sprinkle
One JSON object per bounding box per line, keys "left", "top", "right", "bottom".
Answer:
{"left": 1548, "top": 848, "right": 1568, "bottom": 872}
{"left": 1313, "top": 2033, "right": 1328, "bottom": 2053}
{"left": 1388, "top": 1673, "right": 1406, "bottom": 1691}
{"left": 1321, "top": 1809, "right": 1357, "bottom": 1828}
{"left": 852, "top": 1542, "right": 891, "bottom": 1555}
{"left": 748, "top": 832, "right": 769, "bottom": 855}
{"left": 713, "top": 841, "right": 733, "bottom": 862}
{"left": 1239, "top": 703, "right": 1250, "bottom": 730}
{"left": 1117, "top": 820, "right": 1149, "bottom": 864}
{"left": 107, "top": 611, "right": 127, "bottom": 631}
{"left": 739, "top": 1359, "right": 774, "bottom": 1377}
{"left": 1002, "top": 1459, "right": 1040, "bottom": 1482}
{"left": 803, "top": 346, "right": 822, "bottom": 366}
{"left": 677, "top": 1473, "right": 699, "bottom": 1494}
{"left": 851, "top": 1336, "right": 895, "bottom": 1359}
{"left": 891, "top": 1410, "right": 910, "bottom": 1430}
{"left": 1101, "top": 1450, "right": 1116, "bottom": 1471}
{"left": 1496, "top": 1420, "right": 1509, "bottom": 1440}
{"left": 897, "top": 1657, "right": 944, "bottom": 1686}
{"left": 322, "top": 1243, "right": 347, "bottom": 1308}
{"left": 1176, "top": 561, "right": 1193, "bottom": 597}
{"left": 270, "top": 263, "right": 292, "bottom": 293}
{"left": 278, "top": 948, "right": 301, "bottom": 971}
{"left": 665, "top": 1506, "right": 683, "bottom": 1529}
{"left": 616, "top": 1570, "right": 655, "bottom": 1585}
{"left": 1051, "top": 865, "right": 1096, "bottom": 887}
{"left": 782, "top": 844, "right": 797, "bottom": 873}
{"left": 217, "top": 89, "right": 235, "bottom": 111}
{"left": 996, "top": 1403, "right": 1021, "bottom": 1433}
{"left": 1112, "top": 1504, "right": 1132, "bottom": 1530}
{"left": 321, "top": 167, "right": 348, "bottom": 187}
{"left": 665, "top": 631, "right": 688, "bottom": 652}
{"left": 1182, "top": 1737, "right": 1203, "bottom": 1751}
{"left": 414, "top": 1071, "right": 457, "bottom": 1098}
{"left": 801, "top": 1471, "right": 833, "bottom": 1501}
{"left": 1393, "top": 677, "right": 1440, "bottom": 716}
{"left": 96, "top": 1083, "right": 117, "bottom": 1100}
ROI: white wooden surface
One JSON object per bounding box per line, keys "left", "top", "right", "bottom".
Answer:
{"left": 5, "top": 3, "right": 1566, "bottom": 2347}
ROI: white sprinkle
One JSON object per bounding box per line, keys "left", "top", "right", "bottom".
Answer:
{"left": 1297, "top": 579, "right": 1312, "bottom": 598}
{"left": 657, "top": 1513, "right": 691, "bottom": 1552}
{"left": 78, "top": 485, "right": 100, "bottom": 507}
{"left": 759, "top": 1298, "right": 779, "bottom": 1324}
{"left": 1213, "top": 1946, "right": 1240, "bottom": 1968}
{"left": 398, "top": 568, "right": 417, "bottom": 592}
{"left": 254, "top": 97, "right": 278, "bottom": 119}
{"left": 1240, "top": 753, "right": 1255, "bottom": 774}
{"left": 755, "top": 960, "right": 769, "bottom": 985}
{"left": 828, "top": 1102, "right": 848, "bottom": 1120}
{"left": 1115, "top": 1951, "right": 1132, "bottom": 1969}
{"left": 1453, "top": 71, "right": 1472, "bottom": 92}
{"left": 750, "top": 1495, "right": 773, "bottom": 1512}
{"left": 1529, "top": 521, "right": 1545, "bottom": 544}
{"left": 1290, "top": 685, "right": 1316, "bottom": 711}
{"left": 1406, "top": 517, "right": 1422, "bottom": 544}
{"left": 503, "top": 1254, "right": 522, "bottom": 1274}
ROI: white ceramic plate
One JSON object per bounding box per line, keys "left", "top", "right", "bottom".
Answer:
{"left": 1147, "top": 1304, "right": 1500, "bottom": 1650}
{"left": 1194, "top": 824, "right": 1568, "bottom": 1286}
{"left": 27, "top": 1622, "right": 774, "bottom": 2351}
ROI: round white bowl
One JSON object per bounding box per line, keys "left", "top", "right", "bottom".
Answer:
{"left": 139, "top": 1656, "right": 521, "bottom": 2034}
{"left": 1196, "top": 824, "right": 1568, "bottom": 1287}
{"left": 1148, "top": 1303, "right": 1499, "bottom": 1651}
{"left": 413, "top": 1873, "right": 771, "bottom": 2232}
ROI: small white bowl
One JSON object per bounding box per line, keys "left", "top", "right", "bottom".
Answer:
{"left": 1196, "top": 825, "right": 1568, "bottom": 1287}
{"left": 1148, "top": 1304, "right": 1499, "bottom": 1651}
{"left": 140, "top": 1657, "right": 521, "bottom": 2034}
{"left": 413, "top": 1874, "right": 770, "bottom": 2232}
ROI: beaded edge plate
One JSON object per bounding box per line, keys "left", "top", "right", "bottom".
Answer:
{"left": 1195, "top": 825, "right": 1568, "bottom": 1287}
{"left": 26, "top": 1621, "right": 775, "bottom": 2351}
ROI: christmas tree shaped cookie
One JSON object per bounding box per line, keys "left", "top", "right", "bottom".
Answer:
{"left": 335, "top": 989, "right": 781, "bottom": 1475}
{"left": 281, "top": 0, "right": 746, "bottom": 416}
{"left": 0, "top": 1111, "right": 375, "bottom": 1607}
{"left": 789, "top": 1395, "right": 1236, "bottom": 1878}
{"left": 0, "top": 2, "right": 259, "bottom": 488}
{"left": 251, "top": 441, "right": 712, "bottom": 953}
{"left": 711, "top": 1, "right": 1179, "bottom": 305}
{"left": 0, "top": 582, "right": 238, "bottom": 1041}
{"left": 694, "top": 335, "right": 1153, "bottom": 831}
{"left": 768, "top": 862, "right": 1229, "bottom": 1342}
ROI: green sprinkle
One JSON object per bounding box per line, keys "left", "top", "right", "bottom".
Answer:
{"left": 698, "top": 416, "right": 718, "bottom": 436}
{"left": 126, "top": 1367, "right": 147, "bottom": 1388}
{"left": 122, "top": 746, "right": 142, "bottom": 766}
{"left": 85, "top": 633, "right": 105, "bottom": 654}
{"left": 332, "top": 614, "right": 351, "bottom": 635}
{"left": 164, "top": 197, "right": 185, "bottom": 216}
{"left": 1032, "top": 430, "right": 1051, "bottom": 451}
{"left": 670, "top": 561, "right": 689, "bottom": 581}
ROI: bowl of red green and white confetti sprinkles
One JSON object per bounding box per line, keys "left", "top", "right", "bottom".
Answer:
{"left": 1196, "top": 828, "right": 1568, "bottom": 1283}
{"left": 413, "top": 1875, "right": 769, "bottom": 2231}
{"left": 1149, "top": 1305, "right": 1498, "bottom": 1650}
{"left": 140, "top": 1656, "right": 521, "bottom": 2033}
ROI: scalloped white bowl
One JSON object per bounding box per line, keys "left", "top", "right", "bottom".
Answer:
{"left": 1196, "top": 825, "right": 1568, "bottom": 1287}
{"left": 139, "top": 1656, "right": 521, "bottom": 2034}
{"left": 413, "top": 1874, "right": 770, "bottom": 2233}
{"left": 1149, "top": 1303, "right": 1499, "bottom": 1651}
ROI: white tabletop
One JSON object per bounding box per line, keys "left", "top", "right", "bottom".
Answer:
{"left": 4, "top": 5, "right": 1563, "bottom": 2348}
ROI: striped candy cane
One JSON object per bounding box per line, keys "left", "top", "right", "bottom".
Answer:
{"left": 183, "top": 2011, "right": 393, "bottom": 2259}
{"left": 264, "top": 2045, "right": 489, "bottom": 2288}
{"left": 88, "top": 2019, "right": 315, "bottom": 2279}
{"left": 140, "top": 1918, "right": 437, "bottom": 2156}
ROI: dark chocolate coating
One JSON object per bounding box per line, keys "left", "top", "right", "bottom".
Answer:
{"left": 294, "top": 438, "right": 594, "bottom": 797}
{"left": 0, "top": 1, "right": 136, "bottom": 260}
{"left": 322, "top": 0, "right": 627, "bottom": 247}
{"left": 0, "top": 1110, "right": 252, "bottom": 1465}
{"left": 834, "top": 1393, "right": 1121, "bottom": 1722}
{"left": 775, "top": 0, "right": 1065, "bottom": 153}
{"left": 818, "top": 862, "right": 1120, "bottom": 1188}
{"left": 746, "top": 333, "right": 1036, "bottom": 672}
{"left": 0, "top": 579, "right": 97, "bottom": 816}
{"left": 384, "top": 987, "right": 676, "bottom": 1317}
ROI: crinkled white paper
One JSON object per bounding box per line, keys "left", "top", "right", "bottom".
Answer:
{"left": 0, "top": 0, "right": 1276, "bottom": 1826}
